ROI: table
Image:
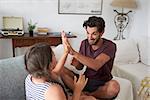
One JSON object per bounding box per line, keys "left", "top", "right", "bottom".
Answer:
{"left": 0, "top": 32, "right": 76, "bottom": 57}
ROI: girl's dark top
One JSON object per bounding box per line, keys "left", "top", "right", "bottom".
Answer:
{"left": 79, "top": 38, "right": 116, "bottom": 83}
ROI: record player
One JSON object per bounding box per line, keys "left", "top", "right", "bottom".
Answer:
{"left": 1, "top": 17, "right": 24, "bottom": 36}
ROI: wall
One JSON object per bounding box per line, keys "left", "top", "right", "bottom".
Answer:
{"left": 0, "top": 0, "right": 149, "bottom": 59}
{"left": 148, "top": 0, "right": 150, "bottom": 37}
{"left": 129, "top": 0, "right": 149, "bottom": 38}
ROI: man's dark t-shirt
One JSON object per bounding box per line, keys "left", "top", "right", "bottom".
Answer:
{"left": 78, "top": 38, "right": 116, "bottom": 92}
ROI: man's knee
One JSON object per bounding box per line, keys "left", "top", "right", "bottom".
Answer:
{"left": 107, "top": 80, "right": 120, "bottom": 97}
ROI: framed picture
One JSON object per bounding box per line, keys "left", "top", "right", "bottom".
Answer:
{"left": 58, "top": 0, "right": 103, "bottom": 15}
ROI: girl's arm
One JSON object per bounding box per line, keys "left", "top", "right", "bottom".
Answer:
{"left": 52, "top": 32, "right": 69, "bottom": 75}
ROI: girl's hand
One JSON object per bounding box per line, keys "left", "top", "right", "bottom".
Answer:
{"left": 73, "top": 74, "right": 88, "bottom": 92}
{"left": 61, "top": 31, "right": 69, "bottom": 54}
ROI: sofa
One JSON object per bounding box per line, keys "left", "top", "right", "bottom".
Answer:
{"left": 0, "top": 44, "right": 134, "bottom": 100}
{"left": 0, "top": 55, "right": 27, "bottom": 100}
{"left": 112, "top": 36, "right": 150, "bottom": 100}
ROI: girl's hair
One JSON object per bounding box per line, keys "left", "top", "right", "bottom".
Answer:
{"left": 24, "top": 43, "right": 53, "bottom": 79}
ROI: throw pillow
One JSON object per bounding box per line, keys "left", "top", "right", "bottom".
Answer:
{"left": 137, "top": 36, "right": 150, "bottom": 66}
{"left": 113, "top": 39, "right": 140, "bottom": 64}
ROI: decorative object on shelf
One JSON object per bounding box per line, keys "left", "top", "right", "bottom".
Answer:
{"left": 37, "top": 27, "right": 49, "bottom": 35}
{"left": 28, "top": 20, "right": 37, "bottom": 36}
{"left": 1, "top": 16, "right": 24, "bottom": 36}
{"left": 111, "top": 0, "right": 137, "bottom": 40}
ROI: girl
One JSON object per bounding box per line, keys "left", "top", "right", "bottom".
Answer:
{"left": 24, "top": 33, "right": 95, "bottom": 100}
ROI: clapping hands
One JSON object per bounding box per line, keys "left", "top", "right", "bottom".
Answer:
{"left": 61, "top": 31, "right": 70, "bottom": 54}
{"left": 61, "top": 31, "right": 75, "bottom": 55}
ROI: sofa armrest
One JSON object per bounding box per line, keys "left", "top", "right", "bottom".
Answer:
{"left": 0, "top": 55, "right": 28, "bottom": 100}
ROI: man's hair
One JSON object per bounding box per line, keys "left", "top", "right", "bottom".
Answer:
{"left": 83, "top": 16, "right": 105, "bottom": 33}
{"left": 24, "top": 43, "right": 53, "bottom": 79}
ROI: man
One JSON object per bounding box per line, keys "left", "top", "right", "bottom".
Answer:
{"left": 61, "top": 16, "right": 120, "bottom": 100}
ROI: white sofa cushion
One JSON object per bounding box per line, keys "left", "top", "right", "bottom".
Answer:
{"left": 52, "top": 44, "right": 73, "bottom": 69}
{"left": 113, "top": 39, "right": 139, "bottom": 64}
{"left": 113, "top": 76, "right": 133, "bottom": 100}
{"left": 114, "top": 63, "right": 149, "bottom": 81}
{"left": 114, "top": 63, "right": 149, "bottom": 100}
{"left": 137, "top": 36, "right": 150, "bottom": 66}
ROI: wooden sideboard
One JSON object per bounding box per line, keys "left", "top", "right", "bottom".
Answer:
{"left": 0, "top": 33, "right": 77, "bottom": 57}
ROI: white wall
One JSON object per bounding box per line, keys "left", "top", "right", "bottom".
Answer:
{"left": 148, "top": 0, "right": 150, "bottom": 37}
{"left": 0, "top": 0, "right": 149, "bottom": 59}
{"left": 129, "top": 0, "right": 149, "bottom": 38}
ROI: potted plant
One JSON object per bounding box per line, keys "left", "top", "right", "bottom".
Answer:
{"left": 28, "top": 20, "right": 37, "bottom": 36}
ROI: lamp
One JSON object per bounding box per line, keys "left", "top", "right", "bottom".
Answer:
{"left": 111, "top": 0, "right": 137, "bottom": 40}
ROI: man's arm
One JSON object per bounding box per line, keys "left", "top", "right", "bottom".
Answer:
{"left": 72, "top": 51, "right": 110, "bottom": 71}
{"left": 71, "top": 58, "right": 84, "bottom": 70}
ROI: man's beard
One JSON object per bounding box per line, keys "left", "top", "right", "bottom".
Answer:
{"left": 88, "top": 36, "right": 100, "bottom": 45}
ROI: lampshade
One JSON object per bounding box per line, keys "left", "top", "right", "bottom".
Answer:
{"left": 111, "top": 0, "right": 137, "bottom": 9}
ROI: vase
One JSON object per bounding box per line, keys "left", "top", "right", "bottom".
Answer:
{"left": 29, "top": 31, "right": 33, "bottom": 37}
